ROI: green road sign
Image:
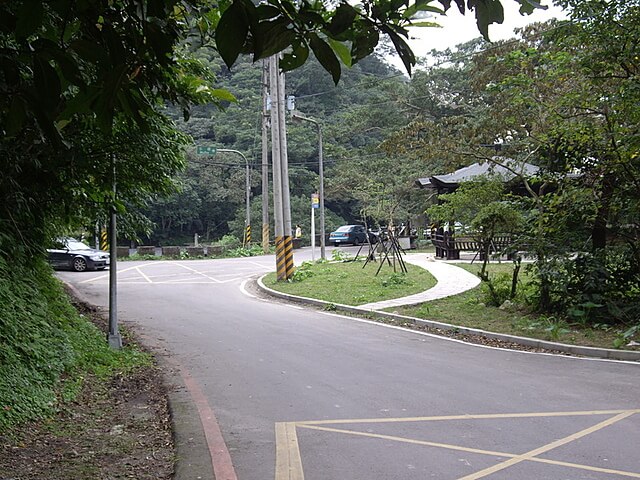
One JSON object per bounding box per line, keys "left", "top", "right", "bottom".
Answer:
{"left": 196, "top": 145, "right": 217, "bottom": 155}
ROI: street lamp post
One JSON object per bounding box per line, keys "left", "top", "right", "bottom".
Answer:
{"left": 291, "top": 112, "right": 326, "bottom": 260}
{"left": 217, "top": 149, "right": 251, "bottom": 246}
{"left": 108, "top": 154, "right": 122, "bottom": 349}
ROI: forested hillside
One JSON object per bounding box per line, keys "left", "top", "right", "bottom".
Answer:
{"left": 139, "top": 38, "right": 505, "bottom": 245}
{"left": 144, "top": 51, "right": 436, "bottom": 244}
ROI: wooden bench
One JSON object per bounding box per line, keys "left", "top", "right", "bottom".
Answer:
{"left": 431, "top": 233, "right": 513, "bottom": 260}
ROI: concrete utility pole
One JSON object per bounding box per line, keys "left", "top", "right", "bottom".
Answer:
{"left": 268, "top": 55, "right": 294, "bottom": 280}
{"left": 291, "top": 111, "right": 326, "bottom": 260}
{"left": 261, "top": 59, "right": 270, "bottom": 254}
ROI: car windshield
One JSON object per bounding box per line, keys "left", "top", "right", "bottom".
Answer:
{"left": 335, "top": 226, "right": 353, "bottom": 232}
{"left": 66, "top": 239, "right": 91, "bottom": 250}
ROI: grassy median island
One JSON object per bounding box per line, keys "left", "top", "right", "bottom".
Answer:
{"left": 263, "top": 257, "right": 437, "bottom": 306}
{"left": 264, "top": 258, "right": 632, "bottom": 350}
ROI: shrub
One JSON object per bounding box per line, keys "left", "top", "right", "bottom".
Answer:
{"left": 217, "top": 234, "right": 241, "bottom": 249}
{"left": 290, "top": 261, "right": 314, "bottom": 282}
{"left": 528, "top": 247, "right": 640, "bottom": 326}
{"left": 480, "top": 273, "right": 513, "bottom": 307}
{"left": 226, "top": 244, "right": 264, "bottom": 257}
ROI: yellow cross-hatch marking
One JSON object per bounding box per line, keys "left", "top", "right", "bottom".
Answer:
{"left": 274, "top": 409, "right": 640, "bottom": 480}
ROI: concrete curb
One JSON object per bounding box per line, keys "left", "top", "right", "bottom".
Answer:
{"left": 256, "top": 276, "right": 640, "bottom": 362}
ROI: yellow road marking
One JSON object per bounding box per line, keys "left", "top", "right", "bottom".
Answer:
{"left": 275, "top": 422, "right": 304, "bottom": 480}
{"left": 297, "top": 424, "right": 512, "bottom": 457}
{"left": 276, "top": 410, "right": 640, "bottom": 480}
{"left": 457, "top": 410, "right": 638, "bottom": 480}
{"left": 299, "top": 422, "right": 640, "bottom": 479}
{"left": 527, "top": 455, "right": 640, "bottom": 478}
{"left": 297, "top": 409, "right": 640, "bottom": 426}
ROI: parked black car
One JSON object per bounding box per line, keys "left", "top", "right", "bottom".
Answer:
{"left": 47, "top": 237, "right": 110, "bottom": 272}
{"left": 329, "top": 225, "right": 369, "bottom": 246}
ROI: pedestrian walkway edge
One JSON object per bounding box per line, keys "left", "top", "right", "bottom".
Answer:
{"left": 255, "top": 276, "right": 640, "bottom": 363}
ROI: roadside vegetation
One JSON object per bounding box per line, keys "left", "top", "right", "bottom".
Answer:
{"left": 265, "top": 257, "right": 639, "bottom": 350}
{"left": 0, "top": 257, "right": 152, "bottom": 431}
{"left": 0, "top": 258, "right": 172, "bottom": 477}
{"left": 392, "top": 263, "right": 633, "bottom": 349}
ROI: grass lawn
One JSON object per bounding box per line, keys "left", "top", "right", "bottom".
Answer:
{"left": 264, "top": 257, "right": 631, "bottom": 350}
{"left": 263, "top": 258, "right": 436, "bottom": 306}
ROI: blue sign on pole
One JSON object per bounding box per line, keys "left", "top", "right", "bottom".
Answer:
{"left": 311, "top": 193, "right": 319, "bottom": 209}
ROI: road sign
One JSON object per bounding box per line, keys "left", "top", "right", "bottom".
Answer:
{"left": 196, "top": 145, "right": 217, "bottom": 155}
{"left": 311, "top": 193, "right": 319, "bottom": 208}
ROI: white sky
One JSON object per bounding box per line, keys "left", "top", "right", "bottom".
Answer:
{"left": 395, "top": 1, "right": 568, "bottom": 64}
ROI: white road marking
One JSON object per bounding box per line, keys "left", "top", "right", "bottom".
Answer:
{"left": 240, "top": 280, "right": 256, "bottom": 298}
{"left": 171, "top": 262, "right": 223, "bottom": 283}
{"left": 135, "top": 266, "right": 153, "bottom": 283}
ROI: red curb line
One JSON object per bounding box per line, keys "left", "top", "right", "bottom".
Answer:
{"left": 176, "top": 364, "right": 238, "bottom": 480}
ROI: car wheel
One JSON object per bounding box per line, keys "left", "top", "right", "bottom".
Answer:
{"left": 72, "top": 257, "right": 88, "bottom": 272}
{"left": 354, "top": 237, "right": 360, "bottom": 246}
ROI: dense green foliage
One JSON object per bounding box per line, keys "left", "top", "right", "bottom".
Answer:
{"left": 213, "top": 0, "right": 536, "bottom": 82}
{"left": 378, "top": 2, "right": 639, "bottom": 328}
{"left": 475, "top": 4, "right": 640, "bottom": 323}
{"left": 0, "top": 258, "right": 149, "bottom": 430}
{"left": 147, "top": 52, "right": 422, "bottom": 243}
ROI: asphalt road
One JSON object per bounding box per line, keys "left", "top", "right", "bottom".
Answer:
{"left": 58, "top": 249, "right": 640, "bottom": 480}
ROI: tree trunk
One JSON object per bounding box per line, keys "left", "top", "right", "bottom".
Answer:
{"left": 511, "top": 256, "right": 521, "bottom": 298}
{"left": 592, "top": 171, "right": 614, "bottom": 252}
{"left": 537, "top": 250, "right": 552, "bottom": 311}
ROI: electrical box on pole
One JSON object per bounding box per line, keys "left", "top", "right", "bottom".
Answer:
{"left": 286, "top": 95, "right": 295, "bottom": 111}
